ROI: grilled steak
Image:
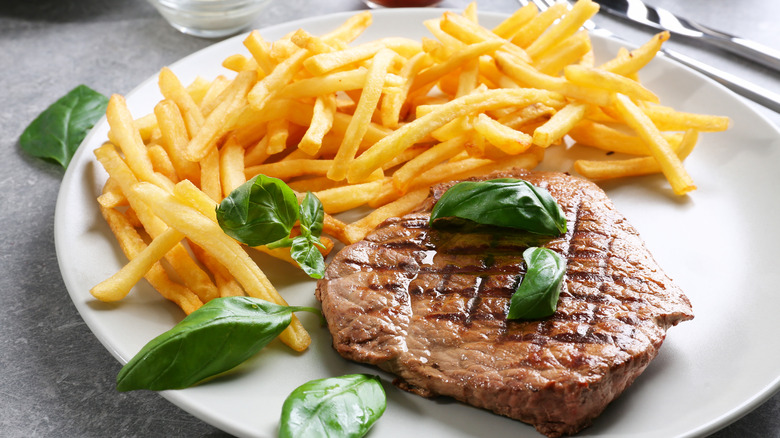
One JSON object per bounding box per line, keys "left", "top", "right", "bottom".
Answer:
{"left": 316, "top": 169, "right": 693, "bottom": 437}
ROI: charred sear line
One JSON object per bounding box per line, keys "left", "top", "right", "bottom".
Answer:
{"left": 391, "top": 217, "right": 430, "bottom": 229}
{"left": 407, "top": 283, "right": 514, "bottom": 299}
{"left": 381, "top": 240, "right": 435, "bottom": 251}
{"left": 552, "top": 330, "right": 612, "bottom": 344}
{"left": 420, "top": 263, "right": 524, "bottom": 276}
{"left": 425, "top": 311, "right": 507, "bottom": 323}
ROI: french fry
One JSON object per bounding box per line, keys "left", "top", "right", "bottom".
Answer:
{"left": 219, "top": 135, "right": 246, "bottom": 197}
{"left": 599, "top": 31, "right": 670, "bottom": 76}
{"left": 315, "top": 178, "right": 387, "bottom": 214}
{"left": 187, "top": 70, "right": 257, "bottom": 161}
{"left": 612, "top": 93, "right": 695, "bottom": 195}
{"left": 189, "top": 243, "right": 246, "bottom": 298}
{"left": 244, "top": 30, "right": 277, "bottom": 75}
{"left": 90, "top": 227, "right": 185, "bottom": 302}
{"left": 148, "top": 144, "right": 178, "bottom": 183}
{"left": 495, "top": 51, "right": 612, "bottom": 106}
{"left": 198, "top": 75, "right": 230, "bottom": 114}
{"left": 298, "top": 94, "right": 336, "bottom": 156}
{"left": 497, "top": 103, "right": 557, "bottom": 129}
{"left": 158, "top": 67, "right": 205, "bottom": 137}
{"left": 439, "top": 12, "right": 531, "bottom": 64}
{"left": 320, "top": 10, "right": 372, "bottom": 45}
{"left": 492, "top": 2, "right": 538, "bottom": 39}
{"left": 287, "top": 175, "right": 346, "bottom": 193}
{"left": 246, "top": 47, "right": 310, "bottom": 113}
{"left": 328, "top": 48, "right": 396, "bottom": 181}
{"left": 106, "top": 94, "right": 169, "bottom": 189}
{"left": 302, "top": 37, "right": 416, "bottom": 75}
{"left": 533, "top": 31, "right": 591, "bottom": 75}
{"left": 132, "top": 182, "right": 310, "bottom": 351}
{"left": 133, "top": 113, "right": 159, "bottom": 143}
{"left": 569, "top": 119, "right": 684, "bottom": 155}
{"left": 200, "top": 146, "right": 222, "bottom": 202}
{"left": 185, "top": 76, "right": 212, "bottom": 106}
{"left": 392, "top": 136, "right": 468, "bottom": 193}
{"left": 97, "top": 205, "right": 203, "bottom": 314}
{"left": 525, "top": 0, "right": 599, "bottom": 59}
{"left": 344, "top": 188, "right": 430, "bottom": 244}
{"left": 640, "top": 104, "right": 730, "bottom": 132}
{"left": 410, "top": 39, "right": 503, "bottom": 93}
{"left": 265, "top": 118, "right": 290, "bottom": 155}
{"left": 474, "top": 113, "right": 534, "bottom": 154}
{"left": 97, "top": 178, "right": 127, "bottom": 209}
{"left": 154, "top": 99, "right": 201, "bottom": 185}
{"left": 532, "top": 102, "right": 589, "bottom": 148}
{"left": 381, "top": 51, "right": 431, "bottom": 128}
{"left": 348, "top": 88, "right": 564, "bottom": 183}
{"left": 222, "top": 54, "right": 258, "bottom": 73}
{"left": 246, "top": 159, "right": 333, "bottom": 180}
{"left": 564, "top": 65, "right": 659, "bottom": 104}
{"left": 574, "top": 129, "right": 699, "bottom": 179}
{"left": 511, "top": 2, "right": 567, "bottom": 48}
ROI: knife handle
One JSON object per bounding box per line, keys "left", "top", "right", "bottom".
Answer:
{"left": 663, "top": 48, "right": 780, "bottom": 114}
{"left": 700, "top": 32, "right": 780, "bottom": 72}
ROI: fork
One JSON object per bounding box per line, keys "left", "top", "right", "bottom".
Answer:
{"left": 516, "top": 0, "right": 780, "bottom": 114}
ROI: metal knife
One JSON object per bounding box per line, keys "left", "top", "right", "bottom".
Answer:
{"left": 593, "top": 0, "right": 780, "bottom": 71}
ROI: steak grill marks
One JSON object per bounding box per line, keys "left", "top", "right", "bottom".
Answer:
{"left": 339, "top": 192, "right": 637, "bottom": 348}
{"left": 318, "top": 170, "right": 694, "bottom": 437}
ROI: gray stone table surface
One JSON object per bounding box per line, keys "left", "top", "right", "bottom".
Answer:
{"left": 1, "top": 0, "right": 778, "bottom": 436}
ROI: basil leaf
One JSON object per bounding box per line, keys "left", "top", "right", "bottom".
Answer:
{"left": 20, "top": 84, "right": 108, "bottom": 168}
{"left": 216, "top": 174, "right": 299, "bottom": 247}
{"left": 280, "top": 374, "right": 386, "bottom": 438}
{"left": 507, "top": 247, "right": 566, "bottom": 320}
{"left": 290, "top": 235, "right": 325, "bottom": 279}
{"left": 299, "top": 192, "right": 324, "bottom": 239}
{"left": 430, "top": 178, "right": 567, "bottom": 236}
{"left": 116, "top": 297, "right": 317, "bottom": 391}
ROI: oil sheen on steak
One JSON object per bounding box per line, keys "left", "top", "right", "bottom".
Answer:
{"left": 315, "top": 169, "right": 694, "bottom": 437}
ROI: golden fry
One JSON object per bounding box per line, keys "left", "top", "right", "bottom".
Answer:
{"left": 575, "top": 129, "right": 699, "bottom": 179}
{"left": 348, "top": 88, "right": 564, "bottom": 183}
{"left": 613, "top": 93, "right": 695, "bottom": 195}
{"left": 328, "top": 48, "right": 396, "bottom": 181}
{"left": 98, "top": 205, "right": 203, "bottom": 314}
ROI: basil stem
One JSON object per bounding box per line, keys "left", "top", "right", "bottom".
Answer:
{"left": 280, "top": 374, "right": 386, "bottom": 438}
{"left": 116, "top": 297, "right": 319, "bottom": 391}
{"left": 507, "top": 247, "right": 566, "bottom": 320}
{"left": 430, "top": 178, "right": 567, "bottom": 236}
{"left": 20, "top": 84, "right": 108, "bottom": 168}
{"left": 216, "top": 176, "right": 325, "bottom": 278}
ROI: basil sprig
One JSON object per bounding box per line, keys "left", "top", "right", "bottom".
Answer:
{"left": 20, "top": 84, "right": 109, "bottom": 168}
{"left": 116, "top": 297, "right": 319, "bottom": 392}
{"left": 216, "top": 175, "right": 326, "bottom": 278}
{"left": 430, "top": 178, "right": 567, "bottom": 236}
{"left": 507, "top": 247, "right": 566, "bottom": 320}
{"left": 280, "top": 374, "right": 386, "bottom": 438}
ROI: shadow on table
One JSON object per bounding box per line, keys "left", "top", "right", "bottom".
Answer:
{"left": 0, "top": 0, "right": 155, "bottom": 23}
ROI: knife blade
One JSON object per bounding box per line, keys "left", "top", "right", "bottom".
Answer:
{"left": 593, "top": 0, "right": 780, "bottom": 71}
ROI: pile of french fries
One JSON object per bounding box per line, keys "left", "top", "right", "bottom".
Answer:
{"left": 90, "top": 0, "right": 728, "bottom": 352}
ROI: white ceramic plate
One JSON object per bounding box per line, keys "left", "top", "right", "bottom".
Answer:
{"left": 55, "top": 8, "right": 780, "bottom": 438}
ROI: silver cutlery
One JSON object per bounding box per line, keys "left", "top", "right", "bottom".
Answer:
{"left": 592, "top": 0, "right": 780, "bottom": 72}
{"left": 517, "top": 0, "right": 780, "bottom": 113}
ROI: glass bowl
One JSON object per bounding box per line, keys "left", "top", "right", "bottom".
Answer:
{"left": 148, "top": 0, "right": 272, "bottom": 38}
